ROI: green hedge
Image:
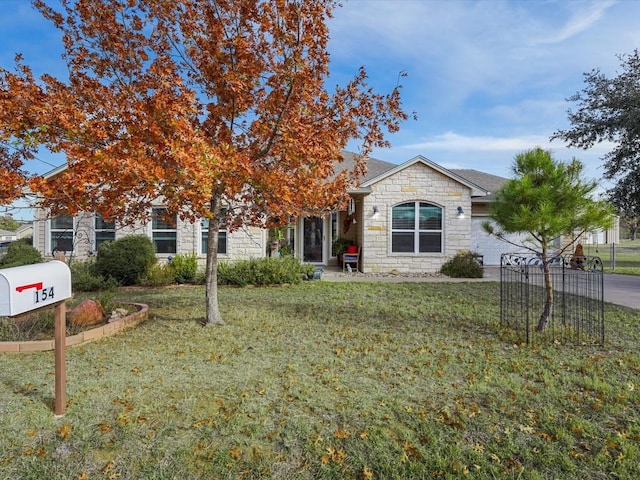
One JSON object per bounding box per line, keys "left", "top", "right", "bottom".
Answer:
{"left": 440, "top": 250, "right": 484, "bottom": 278}
{"left": 70, "top": 259, "right": 119, "bottom": 291}
{"left": 69, "top": 249, "right": 311, "bottom": 290}
{"left": 217, "top": 257, "right": 306, "bottom": 286}
{"left": 169, "top": 253, "right": 198, "bottom": 284}
{"left": 95, "top": 235, "right": 157, "bottom": 286}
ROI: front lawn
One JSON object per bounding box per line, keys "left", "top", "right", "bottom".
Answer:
{"left": 0, "top": 282, "right": 638, "bottom": 479}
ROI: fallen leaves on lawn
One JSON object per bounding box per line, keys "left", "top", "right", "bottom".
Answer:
{"left": 57, "top": 423, "right": 71, "bottom": 440}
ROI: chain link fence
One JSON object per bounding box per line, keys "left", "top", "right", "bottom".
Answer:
{"left": 581, "top": 242, "right": 640, "bottom": 272}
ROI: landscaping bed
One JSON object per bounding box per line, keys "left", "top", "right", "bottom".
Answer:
{"left": 0, "top": 302, "right": 148, "bottom": 352}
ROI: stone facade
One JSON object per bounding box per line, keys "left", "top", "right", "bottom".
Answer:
{"left": 357, "top": 162, "right": 472, "bottom": 273}
{"left": 30, "top": 154, "right": 492, "bottom": 271}
{"left": 32, "top": 208, "right": 266, "bottom": 265}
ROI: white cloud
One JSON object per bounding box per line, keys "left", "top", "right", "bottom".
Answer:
{"left": 403, "top": 132, "right": 551, "bottom": 152}
{"left": 534, "top": 0, "right": 617, "bottom": 45}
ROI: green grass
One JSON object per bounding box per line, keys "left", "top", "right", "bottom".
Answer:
{"left": 582, "top": 239, "right": 640, "bottom": 275}
{"left": 1, "top": 282, "right": 639, "bottom": 479}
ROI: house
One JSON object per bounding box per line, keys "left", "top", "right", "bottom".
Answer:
{"left": 29, "top": 152, "right": 619, "bottom": 271}
{"left": 0, "top": 229, "right": 17, "bottom": 243}
{"left": 16, "top": 222, "right": 34, "bottom": 240}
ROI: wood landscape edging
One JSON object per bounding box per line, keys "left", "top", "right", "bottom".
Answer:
{"left": 0, "top": 303, "right": 148, "bottom": 353}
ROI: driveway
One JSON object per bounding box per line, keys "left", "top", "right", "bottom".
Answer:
{"left": 602, "top": 274, "right": 640, "bottom": 310}
{"left": 323, "top": 267, "right": 640, "bottom": 310}
{"left": 484, "top": 267, "right": 640, "bottom": 310}
{"left": 487, "top": 268, "right": 640, "bottom": 310}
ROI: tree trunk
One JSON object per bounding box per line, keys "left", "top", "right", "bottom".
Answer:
{"left": 205, "top": 195, "right": 225, "bottom": 326}
{"left": 537, "top": 243, "right": 553, "bottom": 332}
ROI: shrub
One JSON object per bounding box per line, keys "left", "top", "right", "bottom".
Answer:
{"left": 95, "top": 235, "right": 157, "bottom": 286}
{"left": 140, "top": 263, "right": 175, "bottom": 287}
{"left": 97, "top": 291, "right": 117, "bottom": 315}
{"left": 192, "top": 268, "right": 207, "bottom": 285}
{"left": 217, "top": 260, "right": 251, "bottom": 287}
{"left": 440, "top": 250, "right": 484, "bottom": 278}
{"left": 0, "top": 240, "right": 43, "bottom": 268}
{"left": 217, "top": 257, "right": 305, "bottom": 286}
{"left": 70, "top": 259, "right": 119, "bottom": 292}
{"left": 169, "top": 253, "right": 198, "bottom": 284}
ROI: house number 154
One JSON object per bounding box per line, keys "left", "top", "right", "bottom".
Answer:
{"left": 34, "top": 287, "right": 55, "bottom": 304}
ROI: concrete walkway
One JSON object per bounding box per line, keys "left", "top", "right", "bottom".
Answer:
{"left": 322, "top": 266, "right": 640, "bottom": 310}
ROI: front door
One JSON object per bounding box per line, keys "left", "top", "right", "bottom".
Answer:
{"left": 302, "top": 216, "right": 325, "bottom": 264}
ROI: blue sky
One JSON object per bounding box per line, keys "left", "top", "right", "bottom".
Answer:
{"left": 2, "top": 0, "right": 640, "bottom": 191}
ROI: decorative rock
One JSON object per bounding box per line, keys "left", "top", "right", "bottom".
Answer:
{"left": 67, "top": 299, "right": 105, "bottom": 327}
{"left": 109, "top": 308, "right": 130, "bottom": 323}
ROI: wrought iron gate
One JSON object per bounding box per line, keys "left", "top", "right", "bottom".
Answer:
{"left": 500, "top": 253, "right": 604, "bottom": 345}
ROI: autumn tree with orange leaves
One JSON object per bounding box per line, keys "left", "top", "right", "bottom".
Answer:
{"left": 0, "top": 0, "right": 409, "bottom": 325}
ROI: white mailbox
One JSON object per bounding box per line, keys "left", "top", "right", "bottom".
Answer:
{"left": 0, "top": 261, "right": 72, "bottom": 317}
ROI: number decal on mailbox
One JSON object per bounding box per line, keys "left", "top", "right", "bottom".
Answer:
{"left": 34, "top": 287, "right": 55, "bottom": 304}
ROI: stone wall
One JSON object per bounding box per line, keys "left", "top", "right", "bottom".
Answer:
{"left": 32, "top": 208, "right": 267, "bottom": 264}
{"left": 360, "top": 162, "right": 472, "bottom": 273}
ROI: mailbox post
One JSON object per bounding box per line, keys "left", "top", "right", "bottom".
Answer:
{"left": 0, "top": 260, "right": 72, "bottom": 416}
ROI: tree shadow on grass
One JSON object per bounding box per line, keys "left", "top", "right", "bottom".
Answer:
{"left": 0, "top": 373, "right": 56, "bottom": 414}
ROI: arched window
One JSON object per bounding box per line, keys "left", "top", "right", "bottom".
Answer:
{"left": 391, "top": 202, "right": 442, "bottom": 253}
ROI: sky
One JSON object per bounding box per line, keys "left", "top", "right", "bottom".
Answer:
{"left": 2, "top": 0, "right": 640, "bottom": 217}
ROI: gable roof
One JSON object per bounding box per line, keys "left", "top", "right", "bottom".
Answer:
{"left": 449, "top": 169, "right": 508, "bottom": 202}
{"left": 338, "top": 151, "right": 397, "bottom": 183}
{"left": 348, "top": 155, "right": 489, "bottom": 197}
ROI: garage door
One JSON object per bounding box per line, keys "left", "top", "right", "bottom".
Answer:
{"left": 471, "top": 218, "right": 529, "bottom": 266}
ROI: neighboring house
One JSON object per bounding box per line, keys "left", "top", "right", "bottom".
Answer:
{"left": 0, "top": 229, "right": 17, "bottom": 242}
{"left": 0, "top": 229, "right": 18, "bottom": 259}
{"left": 16, "top": 222, "right": 33, "bottom": 240}
{"left": 29, "top": 152, "right": 619, "bottom": 271}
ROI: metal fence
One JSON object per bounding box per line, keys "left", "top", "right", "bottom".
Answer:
{"left": 500, "top": 253, "right": 604, "bottom": 346}
{"left": 581, "top": 242, "right": 640, "bottom": 271}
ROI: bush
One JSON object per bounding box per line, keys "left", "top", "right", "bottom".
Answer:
{"left": 217, "top": 257, "right": 305, "bottom": 286}
{"left": 169, "top": 253, "right": 198, "bottom": 284}
{"left": 97, "top": 291, "right": 117, "bottom": 315}
{"left": 95, "top": 235, "right": 157, "bottom": 286}
{"left": 140, "top": 263, "right": 175, "bottom": 287}
{"left": 192, "top": 268, "right": 207, "bottom": 285}
{"left": 70, "top": 259, "right": 119, "bottom": 292}
{"left": 440, "top": 250, "right": 484, "bottom": 278}
{"left": 217, "top": 260, "right": 250, "bottom": 287}
{"left": 0, "top": 240, "right": 43, "bottom": 268}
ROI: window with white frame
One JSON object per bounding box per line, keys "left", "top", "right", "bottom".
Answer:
{"left": 391, "top": 202, "right": 442, "bottom": 253}
{"left": 94, "top": 214, "right": 115, "bottom": 250}
{"left": 50, "top": 214, "right": 74, "bottom": 252}
{"left": 152, "top": 207, "right": 177, "bottom": 254}
{"left": 201, "top": 217, "right": 227, "bottom": 255}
